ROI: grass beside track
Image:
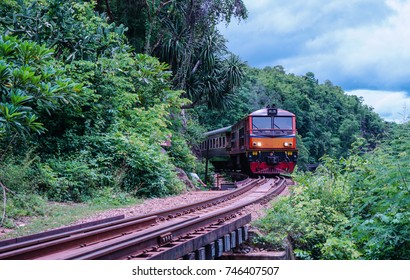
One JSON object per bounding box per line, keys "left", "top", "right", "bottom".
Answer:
{"left": 0, "top": 199, "right": 143, "bottom": 240}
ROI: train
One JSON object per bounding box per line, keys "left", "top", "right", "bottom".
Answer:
{"left": 200, "top": 106, "right": 298, "bottom": 176}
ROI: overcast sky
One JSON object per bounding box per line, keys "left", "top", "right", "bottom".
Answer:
{"left": 219, "top": 0, "right": 410, "bottom": 122}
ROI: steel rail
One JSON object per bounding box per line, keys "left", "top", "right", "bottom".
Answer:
{"left": 0, "top": 177, "right": 256, "bottom": 259}
{"left": 50, "top": 177, "right": 287, "bottom": 260}
{"left": 0, "top": 216, "right": 157, "bottom": 260}
{"left": 144, "top": 176, "right": 288, "bottom": 260}
{"left": 151, "top": 177, "right": 266, "bottom": 221}
{"left": 0, "top": 177, "right": 286, "bottom": 260}
{"left": 49, "top": 216, "right": 203, "bottom": 260}
{"left": 146, "top": 214, "right": 252, "bottom": 260}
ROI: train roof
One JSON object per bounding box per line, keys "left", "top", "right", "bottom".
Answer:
{"left": 203, "top": 126, "right": 232, "bottom": 137}
{"left": 250, "top": 108, "right": 295, "bottom": 117}
{"left": 203, "top": 108, "right": 294, "bottom": 137}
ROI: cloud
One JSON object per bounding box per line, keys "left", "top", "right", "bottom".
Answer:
{"left": 220, "top": 0, "right": 410, "bottom": 92}
{"left": 281, "top": 0, "right": 410, "bottom": 90}
{"left": 346, "top": 89, "right": 410, "bottom": 122}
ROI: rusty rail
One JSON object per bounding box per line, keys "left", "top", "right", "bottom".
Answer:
{"left": 0, "top": 215, "right": 157, "bottom": 260}
{"left": 0, "top": 176, "right": 287, "bottom": 260}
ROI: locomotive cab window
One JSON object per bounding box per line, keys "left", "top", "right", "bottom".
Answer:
{"left": 252, "top": 117, "right": 271, "bottom": 129}
{"left": 252, "top": 116, "right": 293, "bottom": 130}
{"left": 274, "top": 117, "right": 293, "bottom": 130}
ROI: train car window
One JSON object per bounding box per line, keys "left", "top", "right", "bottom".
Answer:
{"left": 219, "top": 137, "right": 222, "bottom": 148}
{"left": 273, "top": 117, "right": 293, "bottom": 130}
{"left": 231, "top": 131, "right": 236, "bottom": 148}
{"left": 239, "top": 128, "right": 245, "bottom": 147}
{"left": 212, "top": 138, "right": 215, "bottom": 149}
{"left": 252, "top": 117, "right": 272, "bottom": 129}
{"left": 223, "top": 137, "right": 226, "bottom": 147}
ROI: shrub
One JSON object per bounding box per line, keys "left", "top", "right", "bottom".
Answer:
{"left": 37, "top": 157, "right": 103, "bottom": 202}
{"left": 254, "top": 123, "right": 410, "bottom": 259}
{"left": 0, "top": 155, "right": 48, "bottom": 227}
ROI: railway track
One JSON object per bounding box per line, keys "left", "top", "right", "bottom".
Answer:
{"left": 0, "top": 176, "right": 288, "bottom": 260}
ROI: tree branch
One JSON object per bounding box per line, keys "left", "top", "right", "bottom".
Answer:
{"left": 181, "top": 98, "right": 206, "bottom": 109}
{"left": 105, "top": 0, "right": 114, "bottom": 22}
{"left": 0, "top": 181, "right": 7, "bottom": 227}
{"left": 191, "top": 60, "right": 201, "bottom": 74}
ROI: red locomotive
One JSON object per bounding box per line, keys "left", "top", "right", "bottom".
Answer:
{"left": 201, "top": 106, "right": 298, "bottom": 175}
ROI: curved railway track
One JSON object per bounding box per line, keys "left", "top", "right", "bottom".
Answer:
{"left": 0, "top": 176, "right": 289, "bottom": 260}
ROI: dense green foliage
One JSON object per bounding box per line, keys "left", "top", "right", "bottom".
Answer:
{"left": 255, "top": 123, "right": 409, "bottom": 259}
{"left": 0, "top": 0, "right": 206, "bottom": 227}
{"left": 95, "top": 0, "right": 248, "bottom": 109}
{"left": 0, "top": 36, "right": 80, "bottom": 136}
{"left": 0, "top": 0, "right": 130, "bottom": 62}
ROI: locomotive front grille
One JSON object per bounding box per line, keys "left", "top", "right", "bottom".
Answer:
{"left": 266, "top": 156, "right": 280, "bottom": 165}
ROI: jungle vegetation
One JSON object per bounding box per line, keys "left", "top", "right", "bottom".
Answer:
{"left": 0, "top": 0, "right": 408, "bottom": 259}
{"left": 255, "top": 125, "right": 410, "bottom": 259}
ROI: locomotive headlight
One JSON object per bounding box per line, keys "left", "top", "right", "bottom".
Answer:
{"left": 267, "top": 108, "right": 278, "bottom": 116}
{"left": 284, "top": 142, "right": 293, "bottom": 147}
{"left": 253, "top": 142, "right": 262, "bottom": 147}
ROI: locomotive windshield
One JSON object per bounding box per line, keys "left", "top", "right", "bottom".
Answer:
{"left": 252, "top": 116, "right": 293, "bottom": 130}
{"left": 274, "top": 117, "right": 293, "bottom": 130}
{"left": 252, "top": 117, "right": 271, "bottom": 129}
